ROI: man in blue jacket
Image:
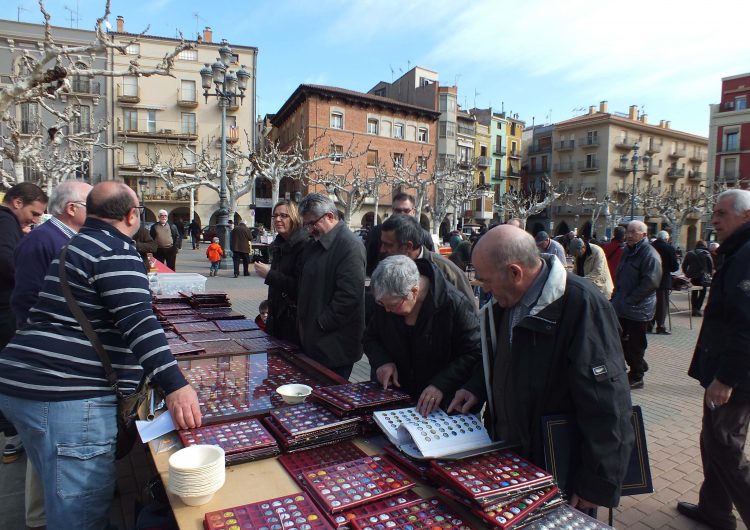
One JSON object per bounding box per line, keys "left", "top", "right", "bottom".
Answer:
{"left": 677, "top": 189, "right": 750, "bottom": 529}
{"left": 611, "top": 220, "right": 662, "bottom": 389}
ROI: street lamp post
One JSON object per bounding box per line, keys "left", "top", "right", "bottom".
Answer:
{"left": 199, "top": 40, "right": 250, "bottom": 264}
{"left": 620, "top": 143, "right": 650, "bottom": 221}
{"left": 138, "top": 178, "right": 148, "bottom": 223}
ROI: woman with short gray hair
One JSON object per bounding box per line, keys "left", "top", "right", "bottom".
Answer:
{"left": 365, "top": 255, "right": 481, "bottom": 416}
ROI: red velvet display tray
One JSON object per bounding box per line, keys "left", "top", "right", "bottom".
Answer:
{"left": 203, "top": 492, "right": 329, "bottom": 530}
{"left": 192, "top": 340, "right": 249, "bottom": 356}
{"left": 172, "top": 321, "right": 218, "bottom": 334}
{"left": 178, "top": 418, "right": 277, "bottom": 456}
{"left": 278, "top": 441, "right": 367, "bottom": 483}
{"left": 270, "top": 402, "right": 361, "bottom": 437}
{"left": 169, "top": 342, "right": 206, "bottom": 357}
{"left": 313, "top": 382, "right": 411, "bottom": 414}
{"left": 181, "top": 331, "right": 229, "bottom": 342}
{"left": 350, "top": 496, "right": 471, "bottom": 530}
{"left": 215, "top": 318, "right": 259, "bottom": 332}
{"left": 329, "top": 490, "right": 422, "bottom": 529}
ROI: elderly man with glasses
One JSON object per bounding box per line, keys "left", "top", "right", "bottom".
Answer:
{"left": 297, "top": 193, "right": 365, "bottom": 380}
{"left": 149, "top": 209, "right": 180, "bottom": 271}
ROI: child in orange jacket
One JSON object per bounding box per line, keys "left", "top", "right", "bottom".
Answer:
{"left": 206, "top": 237, "right": 224, "bottom": 276}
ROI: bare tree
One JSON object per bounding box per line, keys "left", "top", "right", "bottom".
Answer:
{"left": 500, "top": 175, "right": 561, "bottom": 230}
{"left": 392, "top": 151, "right": 432, "bottom": 218}
{"left": 641, "top": 185, "right": 710, "bottom": 246}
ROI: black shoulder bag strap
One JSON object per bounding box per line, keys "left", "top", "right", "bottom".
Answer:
{"left": 58, "top": 244, "right": 124, "bottom": 399}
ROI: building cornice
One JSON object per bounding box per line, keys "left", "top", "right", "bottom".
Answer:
{"left": 556, "top": 112, "right": 707, "bottom": 144}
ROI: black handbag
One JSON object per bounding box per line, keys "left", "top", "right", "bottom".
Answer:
{"left": 58, "top": 245, "right": 150, "bottom": 460}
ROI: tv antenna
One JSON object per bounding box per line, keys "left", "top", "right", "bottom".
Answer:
{"left": 193, "top": 12, "right": 207, "bottom": 39}
{"left": 17, "top": 3, "right": 28, "bottom": 22}
{"left": 64, "top": 1, "right": 80, "bottom": 28}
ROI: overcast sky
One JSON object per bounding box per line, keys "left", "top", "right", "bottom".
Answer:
{"left": 9, "top": 0, "right": 750, "bottom": 136}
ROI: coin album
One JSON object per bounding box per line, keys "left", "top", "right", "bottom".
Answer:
{"left": 350, "top": 496, "right": 471, "bottom": 530}
{"left": 203, "top": 492, "right": 329, "bottom": 530}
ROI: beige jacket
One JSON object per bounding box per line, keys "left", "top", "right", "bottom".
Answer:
{"left": 576, "top": 243, "right": 614, "bottom": 298}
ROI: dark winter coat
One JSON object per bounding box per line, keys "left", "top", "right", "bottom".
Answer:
{"left": 264, "top": 228, "right": 309, "bottom": 344}
{"left": 682, "top": 247, "right": 713, "bottom": 286}
{"left": 363, "top": 260, "right": 480, "bottom": 406}
{"left": 651, "top": 238, "right": 679, "bottom": 290}
{"left": 365, "top": 223, "right": 434, "bottom": 276}
{"left": 230, "top": 224, "right": 252, "bottom": 254}
{"left": 689, "top": 222, "right": 750, "bottom": 403}
{"left": 463, "top": 256, "right": 634, "bottom": 507}
{"left": 611, "top": 238, "right": 662, "bottom": 321}
{"left": 297, "top": 221, "right": 365, "bottom": 369}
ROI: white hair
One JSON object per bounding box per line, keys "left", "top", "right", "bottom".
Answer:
{"left": 48, "top": 180, "right": 89, "bottom": 216}
{"left": 158, "top": 209, "right": 168, "bottom": 216}
{"left": 371, "top": 255, "right": 420, "bottom": 300}
{"left": 718, "top": 189, "right": 750, "bottom": 215}
{"left": 656, "top": 230, "right": 669, "bottom": 241}
{"left": 628, "top": 220, "right": 647, "bottom": 234}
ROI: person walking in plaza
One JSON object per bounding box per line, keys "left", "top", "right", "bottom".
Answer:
{"left": 448, "top": 225, "right": 634, "bottom": 511}
{"left": 677, "top": 189, "right": 750, "bottom": 529}
{"left": 297, "top": 193, "right": 365, "bottom": 380}
{"left": 189, "top": 218, "right": 202, "bottom": 249}
{"left": 534, "top": 231, "right": 566, "bottom": 266}
{"left": 602, "top": 225, "right": 626, "bottom": 285}
{"left": 0, "top": 181, "right": 201, "bottom": 530}
{"left": 611, "top": 220, "right": 661, "bottom": 389}
{"left": 0, "top": 183, "right": 48, "bottom": 464}
{"left": 206, "top": 237, "right": 224, "bottom": 276}
{"left": 681, "top": 240, "right": 713, "bottom": 317}
{"left": 230, "top": 219, "right": 253, "bottom": 278}
{"left": 10, "top": 179, "right": 91, "bottom": 530}
{"left": 567, "top": 237, "right": 613, "bottom": 298}
{"left": 253, "top": 200, "right": 309, "bottom": 344}
{"left": 365, "top": 255, "right": 480, "bottom": 416}
{"left": 650, "top": 230, "right": 679, "bottom": 334}
{"left": 150, "top": 209, "right": 180, "bottom": 271}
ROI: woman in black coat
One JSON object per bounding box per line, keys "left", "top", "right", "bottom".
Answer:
{"left": 253, "top": 200, "right": 309, "bottom": 343}
{"left": 364, "top": 255, "right": 481, "bottom": 416}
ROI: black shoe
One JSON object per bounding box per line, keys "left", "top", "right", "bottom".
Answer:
{"left": 692, "top": 310, "right": 703, "bottom": 317}
{"left": 629, "top": 379, "right": 644, "bottom": 389}
{"left": 676, "top": 501, "right": 736, "bottom": 530}
{"left": 656, "top": 327, "right": 671, "bottom": 335}
{"left": 234, "top": 274, "right": 239, "bottom": 278}
{"left": 2, "top": 435, "right": 24, "bottom": 463}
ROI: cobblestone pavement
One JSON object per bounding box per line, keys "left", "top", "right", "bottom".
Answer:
{"left": 1, "top": 246, "right": 746, "bottom": 529}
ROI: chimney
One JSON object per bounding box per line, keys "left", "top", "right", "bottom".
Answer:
{"left": 659, "top": 120, "right": 665, "bottom": 128}
{"left": 640, "top": 114, "right": 648, "bottom": 124}
{"left": 588, "top": 105, "right": 596, "bottom": 115}
{"left": 628, "top": 105, "right": 638, "bottom": 120}
{"left": 599, "top": 100, "right": 608, "bottom": 113}
{"left": 203, "top": 26, "right": 213, "bottom": 43}
{"left": 116, "top": 15, "right": 124, "bottom": 33}
{"left": 665, "top": 121, "right": 671, "bottom": 129}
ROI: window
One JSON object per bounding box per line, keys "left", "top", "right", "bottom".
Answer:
{"left": 123, "top": 143, "right": 138, "bottom": 165}
{"left": 417, "top": 156, "right": 428, "bottom": 172}
{"left": 736, "top": 96, "right": 747, "bottom": 111}
{"left": 181, "top": 113, "right": 196, "bottom": 134}
{"left": 20, "top": 102, "right": 38, "bottom": 134}
{"left": 586, "top": 130, "right": 598, "bottom": 145}
{"left": 586, "top": 154, "right": 597, "bottom": 168}
{"left": 330, "top": 144, "right": 343, "bottom": 164}
{"left": 392, "top": 153, "right": 404, "bottom": 169}
{"left": 367, "top": 118, "right": 378, "bottom": 135}
{"left": 439, "top": 95, "right": 456, "bottom": 112}
{"left": 125, "top": 43, "right": 140, "bottom": 55}
{"left": 418, "top": 127, "right": 428, "bottom": 143}
{"left": 393, "top": 123, "right": 404, "bottom": 139}
{"left": 723, "top": 158, "right": 737, "bottom": 179}
{"left": 330, "top": 111, "right": 343, "bottom": 129}
{"left": 75, "top": 160, "right": 90, "bottom": 181}
{"left": 73, "top": 105, "right": 90, "bottom": 133}
{"left": 23, "top": 159, "right": 42, "bottom": 182}
{"left": 366, "top": 149, "right": 378, "bottom": 167}
{"left": 439, "top": 122, "right": 455, "bottom": 138}
{"left": 181, "top": 79, "right": 196, "bottom": 102}
{"left": 123, "top": 109, "right": 138, "bottom": 131}
{"left": 146, "top": 110, "right": 156, "bottom": 133}
{"left": 511, "top": 141, "right": 518, "bottom": 156}
{"left": 458, "top": 146, "right": 472, "bottom": 164}
{"left": 71, "top": 62, "right": 90, "bottom": 93}
{"left": 182, "top": 147, "right": 196, "bottom": 168}
{"left": 122, "top": 76, "right": 138, "bottom": 96}
{"left": 541, "top": 155, "right": 548, "bottom": 171}
{"left": 178, "top": 49, "right": 198, "bottom": 61}
{"left": 725, "top": 131, "right": 739, "bottom": 152}
{"left": 510, "top": 123, "right": 517, "bottom": 135}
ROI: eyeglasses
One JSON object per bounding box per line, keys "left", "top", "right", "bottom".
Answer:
{"left": 271, "top": 213, "right": 291, "bottom": 220}
{"left": 72, "top": 201, "right": 87, "bottom": 209}
{"left": 376, "top": 295, "right": 409, "bottom": 312}
{"left": 392, "top": 207, "right": 414, "bottom": 214}
{"left": 303, "top": 214, "right": 328, "bottom": 231}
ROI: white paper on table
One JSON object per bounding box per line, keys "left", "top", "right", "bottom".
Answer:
{"left": 136, "top": 411, "right": 176, "bottom": 443}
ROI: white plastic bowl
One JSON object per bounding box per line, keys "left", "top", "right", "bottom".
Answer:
{"left": 276, "top": 384, "right": 313, "bottom": 404}
{"left": 168, "top": 444, "right": 225, "bottom": 472}
{"left": 179, "top": 492, "right": 216, "bottom": 506}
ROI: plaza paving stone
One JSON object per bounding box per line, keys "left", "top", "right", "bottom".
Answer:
{"left": 1, "top": 245, "right": 747, "bottom": 529}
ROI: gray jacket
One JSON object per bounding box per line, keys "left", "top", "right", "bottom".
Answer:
{"left": 611, "top": 238, "right": 662, "bottom": 321}
{"left": 297, "top": 221, "right": 365, "bottom": 369}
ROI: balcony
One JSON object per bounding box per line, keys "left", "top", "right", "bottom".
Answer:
{"left": 554, "top": 139, "right": 574, "bottom": 151}
{"left": 667, "top": 148, "right": 686, "bottom": 159}
{"left": 143, "top": 190, "right": 194, "bottom": 202}
{"left": 554, "top": 162, "right": 574, "bottom": 173}
{"left": 666, "top": 168, "right": 685, "bottom": 178}
{"left": 476, "top": 156, "right": 491, "bottom": 167}
{"left": 117, "top": 84, "right": 139, "bottom": 103}
{"left": 491, "top": 168, "right": 507, "bottom": 182}
{"left": 116, "top": 118, "right": 199, "bottom": 141}
{"left": 614, "top": 164, "right": 629, "bottom": 174}
{"left": 507, "top": 167, "right": 521, "bottom": 178}
{"left": 614, "top": 137, "right": 639, "bottom": 150}
{"left": 528, "top": 144, "right": 552, "bottom": 154}
{"left": 645, "top": 142, "right": 662, "bottom": 154}
{"left": 578, "top": 136, "right": 600, "bottom": 148}
{"left": 578, "top": 160, "right": 600, "bottom": 172}
{"left": 177, "top": 88, "right": 199, "bottom": 108}
{"left": 718, "top": 175, "right": 739, "bottom": 185}
{"left": 117, "top": 153, "right": 140, "bottom": 169}
{"left": 70, "top": 79, "right": 101, "bottom": 97}
{"left": 580, "top": 185, "right": 598, "bottom": 196}
{"left": 646, "top": 164, "right": 660, "bottom": 176}
{"left": 493, "top": 145, "right": 506, "bottom": 156}
{"left": 528, "top": 167, "right": 550, "bottom": 176}
{"left": 688, "top": 170, "right": 703, "bottom": 180}
{"left": 688, "top": 151, "right": 706, "bottom": 163}
{"left": 457, "top": 125, "right": 474, "bottom": 136}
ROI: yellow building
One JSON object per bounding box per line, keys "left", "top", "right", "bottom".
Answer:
{"left": 506, "top": 114, "right": 524, "bottom": 193}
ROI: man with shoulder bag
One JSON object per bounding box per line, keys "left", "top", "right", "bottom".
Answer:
{"left": 681, "top": 240, "right": 713, "bottom": 317}
{"left": 0, "top": 182, "right": 201, "bottom": 530}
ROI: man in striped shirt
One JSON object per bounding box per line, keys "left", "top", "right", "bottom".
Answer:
{"left": 0, "top": 181, "right": 201, "bottom": 530}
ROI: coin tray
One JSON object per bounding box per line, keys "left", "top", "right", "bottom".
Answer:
{"left": 181, "top": 331, "right": 229, "bottom": 342}
{"left": 192, "top": 340, "right": 249, "bottom": 356}
{"left": 271, "top": 402, "right": 361, "bottom": 437}
{"left": 264, "top": 414, "right": 361, "bottom": 453}
{"left": 313, "top": 382, "right": 411, "bottom": 414}
{"left": 330, "top": 490, "right": 422, "bottom": 529}
{"left": 152, "top": 302, "right": 192, "bottom": 311}
{"left": 278, "top": 441, "right": 367, "bottom": 484}
{"left": 199, "top": 307, "right": 246, "bottom": 320}
{"left": 163, "top": 315, "right": 207, "bottom": 324}
{"left": 430, "top": 450, "right": 554, "bottom": 505}
{"left": 203, "top": 492, "right": 329, "bottom": 530}
{"left": 350, "top": 496, "right": 471, "bottom": 530}
{"left": 226, "top": 329, "right": 271, "bottom": 339}
{"left": 172, "top": 321, "right": 218, "bottom": 334}
{"left": 301, "top": 455, "right": 415, "bottom": 514}
{"left": 234, "top": 337, "right": 286, "bottom": 353}
{"left": 215, "top": 318, "right": 260, "bottom": 332}
{"left": 382, "top": 444, "right": 432, "bottom": 482}
{"left": 178, "top": 418, "right": 277, "bottom": 455}
{"left": 523, "top": 503, "right": 614, "bottom": 530}
{"left": 169, "top": 342, "right": 206, "bottom": 357}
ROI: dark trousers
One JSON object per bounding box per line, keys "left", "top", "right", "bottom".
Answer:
{"left": 619, "top": 318, "right": 649, "bottom": 381}
{"left": 154, "top": 246, "right": 177, "bottom": 271}
{"left": 0, "top": 308, "right": 17, "bottom": 436}
{"left": 653, "top": 289, "right": 669, "bottom": 329}
{"left": 692, "top": 284, "right": 707, "bottom": 312}
{"left": 191, "top": 235, "right": 200, "bottom": 249}
{"left": 232, "top": 252, "right": 250, "bottom": 276}
{"left": 698, "top": 397, "right": 750, "bottom": 527}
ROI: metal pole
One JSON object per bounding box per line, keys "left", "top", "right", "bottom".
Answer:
{"left": 218, "top": 96, "right": 229, "bottom": 267}
{"left": 631, "top": 166, "right": 636, "bottom": 221}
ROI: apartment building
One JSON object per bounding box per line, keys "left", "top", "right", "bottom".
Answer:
{"left": 109, "top": 18, "right": 257, "bottom": 228}
{"left": 552, "top": 101, "right": 708, "bottom": 247}
{"left": 707, "top": 72, "right": 750, "bottom": 191}
{"left": 0, "top": 19, "right": 108, "bottom": 185}
{"left": 270, "top": 84, "right": 439, "bottom": 228}
{"left": 506, "top": 114, "right": 525, "bottom": 190}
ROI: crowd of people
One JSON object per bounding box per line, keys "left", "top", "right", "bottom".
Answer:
{"left": 0, "top": 180, "right": 747, "bottom": 529}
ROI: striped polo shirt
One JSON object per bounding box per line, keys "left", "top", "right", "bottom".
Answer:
{"left": 0, "top": 217, "right": 187, "bottom": 401}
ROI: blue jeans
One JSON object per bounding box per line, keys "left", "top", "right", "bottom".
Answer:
{"left": 0, "top": 393, "right": 118, "bottom": 530}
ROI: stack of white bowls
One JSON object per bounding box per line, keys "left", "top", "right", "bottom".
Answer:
{"left": 168, "top": 444, "right": 226, "bottom": 506}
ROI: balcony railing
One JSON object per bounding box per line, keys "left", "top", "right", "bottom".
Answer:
{"left": 475, "top": 156, "right": 490, "bottom": 167}
{"left": 578, "top": 160, "right": 600, "bottom": 172}
{"left": 508, "top": 149, "right": 521, "bottom": 158}
{"left": 578, "top": 136, "right": 600, "bottom": 148}
{"left": 614, "top": 137, "right": 639, "bottom": 149}
{"left": 528, "top": 167, "right": 550, "bottom": 175}
{"left": 718, "top": 175, "right": 738, "bottom": 184}
{"left": 143, "top": 190, "right": 193, "bottom": 202}
{"left": 491, "top": 168, "right": 507, "bottom": 182}
{"left": 117, "top": 84, "right": 140, "bottom": 103}
{"left": 554, "top": 140, "right": 574, "bottom": 151}
{"left": 507, "top": 167, "right": 521, "bottom": 177}
{"left": 554, "top": 162, "right": 574, "bottom": 173}
{"left": 116, "top": 118, "right": 199, "bottom": 139}
{"left": 493, "top": 146, "right": 506, "bottom": 156}
{"left": 666, "top": 168, "right": 685, "bottom": 178}
{"left": 688, "top": 151, "right": 706, "bottom": 162}
{"left": 457, "top": 125, "right": 475, "bottom": 136}
{"left": 646, "top": 164, "right": 660, "bottom": 176}
{"left": 177, "top": 88, "right": 199, "bottom": 108}
{"left": 667, "top": 148, "right": 686, "bottom": 158}
{"left": 528, "top": 144, "right": 552, "bottom": 154}
{"left": 614, "top": 164, "right": 629, "bottom": 173}
{"left": 70, "top": 79, "right": 101, "bottom": 96}
{"left": 645, "top": 142, "right": 662, "bottom": 154}
{"left": 688, "top": 170, "right": 703, "bottom": 180}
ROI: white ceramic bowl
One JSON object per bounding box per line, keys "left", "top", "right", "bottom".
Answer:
{"left": 169, "top": 445, "right": 225, "bottom": 472}
{"left": 276, "top": 384, "right": 312, "bottom": 404}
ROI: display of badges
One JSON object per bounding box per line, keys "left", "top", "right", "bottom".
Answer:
{"left": 203, "top": 493, "right": 328, "bottom": 530}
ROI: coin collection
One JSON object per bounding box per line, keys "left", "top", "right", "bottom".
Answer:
{"left": 172, "top": 321, "right": 219, "bottom": 334}
{"left": 278, "top": 441, "right": 368, "bottom": 484}
{"left": 178, "top": 418, "right": 279, "bottom": 464}
{"left": 203, "top": 493, "right": 329, "bottom": 530}
{"left": 350, "top": 497, "right": 471, "bottom": 530}
{"left": 215, "top": 318, "right": 260, "bottom": 332}
{"left": 192, "top": 340, "right": 250, "bottom": 356}
{"left": 313, "top": 382, "right": 411, "bottom": 416}
{"left": 301, "top": 455, "right": 415, "bottom": 514}
{"left": 524, "top": 504, "right": 614, "bottom": 530}
{"left": 264, "top": 402, "right": 362, "bottom": 452}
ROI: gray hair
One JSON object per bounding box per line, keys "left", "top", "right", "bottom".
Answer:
{"left": 656, "top": 230, "right": 669, "bottom": 241}
{"left": 298, "top": 192, "right": 338, "bottom": 218}
{"left": 708, "top": 241, "right": 720, "bottom": 252}
{"left": 48, "top": 180, "right": 89, "bottom": 216}
{"left": 627, "top": 220, "right": 647, "bottom": 234}
{"left": 158, "top": 209, "right": 168, "bottom": 217}
{"left": 718, "top": 189, "right": 750, "bottom": 215}
{"left": 371, "top": 255, "right": 419, "bottom": 300}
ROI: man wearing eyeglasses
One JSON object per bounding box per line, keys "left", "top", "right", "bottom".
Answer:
{"left": 149, "top": 209, "right": 180, "bottom": 271}
{"left": 297, "top": 193, "right": 365, "bottom": 380}
{"left": 366, "top": 192, "right": 434, "bottom": 276}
